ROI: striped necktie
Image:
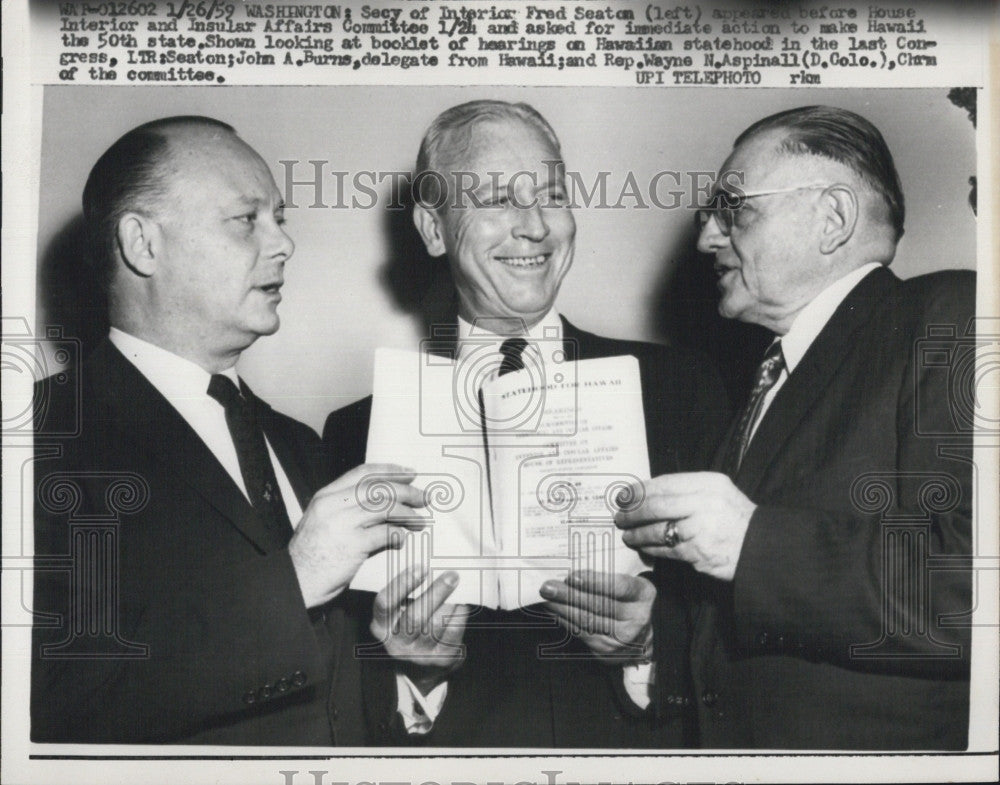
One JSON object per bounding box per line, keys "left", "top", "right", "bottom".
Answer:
{"left": 723, "top": 340, "right": 785, "bottom": 477}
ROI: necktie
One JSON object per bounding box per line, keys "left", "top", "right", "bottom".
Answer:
{"left": 207, "top": 374, "right": 294, "bottom": 547}
{"left": 723, "top": 340, "right": 785, "bottom": 477}
{"left": 497, "top": 337, "right": 529, "bottom": 377}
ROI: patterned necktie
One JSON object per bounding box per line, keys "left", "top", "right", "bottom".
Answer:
{"left": 207, "top": 374, "right": 293, "bottom": 547}
{"left": 498, "top": 337, "right": 529, "bottom": 377}
{"left": 723, "top": 340, "right": 785, "bottom": 477}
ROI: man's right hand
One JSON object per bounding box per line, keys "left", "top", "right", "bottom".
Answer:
{"left": 371, "top": 563, "right": 469, "bottom": 696}
{"left": 289, "top": 463, "right": 427, "bottom": 609}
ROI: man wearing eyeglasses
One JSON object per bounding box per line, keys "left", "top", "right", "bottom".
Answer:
{"left": 615, "top": 105, "right": 974, "bottom": 748}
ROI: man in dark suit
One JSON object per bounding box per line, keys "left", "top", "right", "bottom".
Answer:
{"left": 30, "top": 116, "right": 443, "bottom": 744}
{"left": 616, "top": 106, "right": 974, "bottom": 749}
{"left": 323, "top": 100, "right": 730, "bottom": 746}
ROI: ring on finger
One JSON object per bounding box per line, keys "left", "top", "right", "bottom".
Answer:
{"left": 662, "top": 520, "right": 680, "bottom": 548}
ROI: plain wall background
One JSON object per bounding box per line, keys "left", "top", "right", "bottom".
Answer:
{"left": 36, "top": 86, "right": 977, "bottom": 432}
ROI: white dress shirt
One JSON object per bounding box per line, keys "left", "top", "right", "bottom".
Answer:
{"left": 396, "top": 314, "right": 573, "bottom": 730}
{"left": 750, "top": 263, "right": 883, "bottom": 443}
{"left": 108, "top": 328, "right": 303, "bottom": 523}
{"left": 401, "top": 310, "right": 655, "bottom": 717}
{"left": 110, "top": 328, "right": 436, "bottom": 734}
{"left": 456, "top": 308, "right": 565, "bottom": 365}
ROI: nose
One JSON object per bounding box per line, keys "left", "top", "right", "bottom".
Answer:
{"left": 696, "top": 212, "right": 728, "bottom": 254}
{"left": 267, "top": 217, "right": 295, "bottom": 262}
{"left": 512, "top": 203, "right": 550, "bottom": 242}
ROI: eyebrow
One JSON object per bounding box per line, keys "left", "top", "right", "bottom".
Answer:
{"left": 471, "top": 174, "right": 564, "bottom": 195}
{"left": 229, "top": 195, "right": 285, "bottom": 211}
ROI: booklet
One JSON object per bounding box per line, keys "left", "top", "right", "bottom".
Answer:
{"left": 350, "top": 346, "right": 650, "bottom": 608}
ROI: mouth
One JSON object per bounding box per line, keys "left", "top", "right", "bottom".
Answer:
{"left": 713, "top": 262, "right": 738, "bottom": 278}
{"left": 257, "top": 282, "right": 283, "bottom": 296}
{"left": 495, "top": 253, "right": 550, "bottom": 269}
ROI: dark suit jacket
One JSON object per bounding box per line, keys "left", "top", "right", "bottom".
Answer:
{"left": 323, "top": 317, "right": 730, "bottom": 747}
{"left": 682, "top": 267, "right": 974, "bottom": 749}
{"left": 31, "top": 339, "right": 389, "bottom": 744}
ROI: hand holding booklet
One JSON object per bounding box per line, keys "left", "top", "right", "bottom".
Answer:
{"left": 351, "top": 345, "right": 651, "bottom": 608}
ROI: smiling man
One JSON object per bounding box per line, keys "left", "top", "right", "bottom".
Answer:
{"left": 616, "top": 105, "right": 974, "bottom": 749}
{"left": 411, "top": 105, "right": 576, "bottom": 329}
{"left": 31, "top": 116, "right": 432, "bottom": 744}
{"left": 323, "top": 100, "right": 730, "bottom": 746}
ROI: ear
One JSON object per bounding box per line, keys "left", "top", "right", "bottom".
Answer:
{"left": 818, "top": 185, "right": 858, "bottom": 255}
{"left": 413, "top": 203, "right": 447, "bottom": 257}
{"left": 115, "top": 212, "right": 159, "bottom": 277}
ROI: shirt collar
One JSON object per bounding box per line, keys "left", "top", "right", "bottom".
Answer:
{"left": 780, "top": 263, "right": 882, "bottom": 373}
{"left": 108, "top": 327, "right": 240, "bottom": 400}
{"left": 456, "top": 309, "right": 563, "bottom": 359}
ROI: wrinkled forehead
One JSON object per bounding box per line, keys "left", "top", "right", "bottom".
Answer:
{"left": 435, "top": 118, "right": 563, "bottom": 179}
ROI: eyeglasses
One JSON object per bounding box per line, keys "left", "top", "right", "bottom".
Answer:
{"left": 696, "top": 184, "right": 831, "bottom": 234}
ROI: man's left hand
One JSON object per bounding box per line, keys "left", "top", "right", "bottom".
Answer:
{"left": 540, "top": 570, "right": 655, "bottom": 664}
{"left": 614, "top": 472, "right": 756, "bottom": 582}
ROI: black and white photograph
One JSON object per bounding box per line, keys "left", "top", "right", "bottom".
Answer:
{"left": 2, "top": 2, "right": 997, "bottom": 784}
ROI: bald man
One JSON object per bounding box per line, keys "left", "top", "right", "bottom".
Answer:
{"left": 31, "top": 116, "right": 431, "bottom": 744}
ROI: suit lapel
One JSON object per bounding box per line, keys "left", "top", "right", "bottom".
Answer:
{"left": 734, "top": 267, "right": 898, "bottom": 495}
{"left": 561, "top": 320, "right": 580, "bottom": 361}
{"left": 711, "top": 416, "right": 743, "bottom": 472}
{"left": 560, "top": 316, "right": 590, "bottom": 361}
{"left": 87, "top": 340, "right": 280, "bottom": 552}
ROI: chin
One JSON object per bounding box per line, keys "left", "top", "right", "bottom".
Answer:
{"left": 504, "top": 292, "right": 554, "bottom": 316}
{"left": 717, "top": 290, "right": 749, "bottom": 321}
{"left": 248, "top": 315, "right": 281, "bottom": 337}
{"left": 507, "top": 305, "right": 551, "bottom": 325}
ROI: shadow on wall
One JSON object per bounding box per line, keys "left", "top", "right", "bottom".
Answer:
{"left": 36, "top": 213, "right": 110, "bottom": 357}
{"left": 378, "top": 177, "right": 459, "bottom": 337}
{"left": 653, "top": 221, "right": 771, "bottom": 409}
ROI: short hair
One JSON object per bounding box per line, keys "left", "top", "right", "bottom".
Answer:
{"left": 735, "top": 105, "right": 905, "bottom": 240}
{"left": 414, "top": 100, "right": 562, "bottom": 207}
{"left": 82, "top": 115, "right": 236, "bottom": 285}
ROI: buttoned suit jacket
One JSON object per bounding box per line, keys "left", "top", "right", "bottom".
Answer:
{"left": 679, "top": 267, "right": 974, "bottom": 749}
{"left": 31, "top": 339, "right": 386, "bottom": 744}
{"left": 322, "top": 317, "right": 731, "bottom": 747}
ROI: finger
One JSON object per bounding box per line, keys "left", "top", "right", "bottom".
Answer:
{"left": 539, "top": 580, "right": 623, "bottom": 619}
{"left": 322, "top": 463, "right": 418, "bottom": 494}
{"left": 621, "top": 518, "right": 694, "bottom": 550}
{"left": 430, "top": 603, "right": 470, "bottom": 647}
{"left": 631, "top": 538, "right": 696, "bottom": 564}
{"left": 635, "top": 545, "right": 683, "bottom": 561}
{"left": 541, "top": 603, "right": 615, "bottom": 637}
{"left": 356, "top": 481, "right": 427, "bottom": 522}
{"left": 615, "top": 492, "right": 708, "bottom": 530}
{"left": 565, "top": 570, "right": 655, "bottom": 602}
{"left": 614, "top": 472, "right": 728, "bottom": 527}
{"left": 364, "top": 523, "right": 415, "bottom": 555}
{"left": 545, "top": 612, "right": 628, "bottom": 659}
{"left": 541, "top": 588, "right": 636, "bottom": 623}
{"left": 575, "top": 635, "right": 625, "bottom": 657}
{"left": 613, "top": 481, "right": 645, "bottom": 512}
{"left": 385, "top": 498, "right": 433, "bottom": 527}
{"left": 372, "top": 561, "right": 429, "bottom": 623}
{"left": 445, "top": 603, "right": 473, "bottom": 633}
{"left": 396, "top": 572, "right": 460, "bottom": 635}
